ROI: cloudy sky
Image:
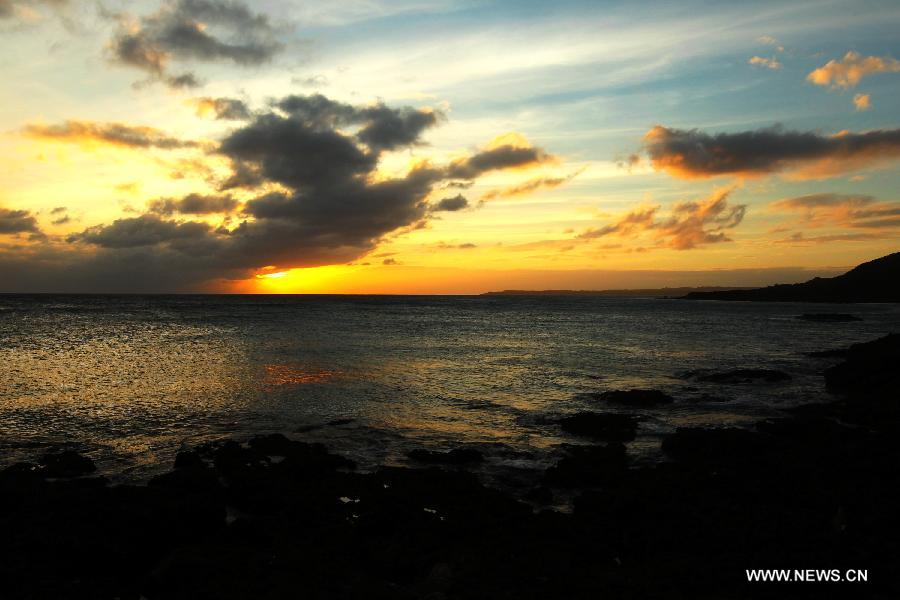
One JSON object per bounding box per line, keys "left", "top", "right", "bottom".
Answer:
{"left": 2, "top": 0, "right": 899, "bottom": 293}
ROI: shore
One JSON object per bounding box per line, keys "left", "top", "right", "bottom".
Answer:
{"left": 2, "top": 334, "right": 898, "bottom": 599}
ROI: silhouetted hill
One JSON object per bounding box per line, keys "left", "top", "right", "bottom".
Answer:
{"left": 683, "top": 252, "right": 900, "bottom": 303}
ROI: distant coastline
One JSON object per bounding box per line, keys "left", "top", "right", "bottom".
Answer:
{"left": 484, "top": 252, "right": 900, "bottom": 303}
{"left": 481, "top": 286, "right": 754, "bottom": 298}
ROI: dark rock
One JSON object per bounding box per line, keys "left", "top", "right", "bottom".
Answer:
{"left": 150, "top": 467, "right": 222, "bottom": 495}
{"left": 593, "top": 389, "right": 674, "bottom": 407}
{"left": 174, "top": 450, "right": 205, "bottom": 470}
{"left": 824, "top": 333, "right": 900, "bottom": 397}
{"left": 661, "top": 427, "right": 768, "bottom": 466}
{"left": 38, "top": 450, "right": 96, "bottom": 478}
{"left": 696, "top": 368, "right": 791, "bottom": 384}
{"left": 247, "top": 433, "right": 296, "bottom": 456}
{"left": 407, "top": 448, "right": 484, "bottom": 465}
{"left": 544, "top": 443, "right": 627, "bottom": 487}
{"left": 558, "top": 412, "right": 638, "bottom": 441}
{"left": 796, "top": 313, "right": 862, "bottom": 322}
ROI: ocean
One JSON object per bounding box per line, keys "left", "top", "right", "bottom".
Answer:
{"left": 2, "top": 294, "right": 898, "bottom": 492}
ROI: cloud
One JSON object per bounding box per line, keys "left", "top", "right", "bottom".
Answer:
{"left": 748, "top": 56, "right": 781, "bottom": 70}
{"left": 3, "top": 94, "right": 562, "bottom": 291}
{"left": 771, "top": 193, "right": 900, "bottom": 230}
{"left": 192, "top": 96, "right": 251, "bottom": 120}
{"left": 69, "top": 214, "right": 211, "bottom": 248}
{"left": 292, "top": 74, "right": 327, "bottom": 87}
{"left": 775, "top": 231, "right": 894, "bottom": 245}
{"left": 445, "top": 143, "right": 554, "bottom": 180}
{"left": 165, "top": 72, "right": 202, "bottom": 89}
{"left": 107, "top": 0, "right": 284, "bottom": 88}
{"left": 0, "top": 0, "right": 65, "bottom": 21}
{"left": 480, "top": 170, "right": 582, "bottom": 201}
{"left": 24, "top": 120, "right": 199, "bottom": 149}
{"left": 853, "top": 93, "right": 871, "bottom": 111}
{"left": 276, "top": 94, "right": 442, "bottom": 152}
{"left": 577, "top": 187, "right": 746, "bottom": 250}
{"left": 147, "top": 193, "right": 240, "bottom": 215}
{"left": 431, "top": 194, "right": 469, "bottom": 212}
{"left": 807, "top": 51, "right": 900, "bottom": 89}
{"left": 0, "top": 207, "right": 41, "bottom": 234}
{"left": 642, "top": 124, "right": 900, "bottom": 180}
{"left": 756, "top": 35, "right": 784, "bottom": 53}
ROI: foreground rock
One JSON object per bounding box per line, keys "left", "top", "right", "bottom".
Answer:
{"left": 406, "top": 448, "right": 484, "bottom": 465}
{"left": 38, "top": 450, "right": 97, "bottom": 478}
{"left": 544, "top": 443, "right": 627, "bottom": 487}
{"left": 558, "top": 412, "right": 638, "bottom": 441}
{"left": 824, "top": 333, "right": 900, "bottom": 396}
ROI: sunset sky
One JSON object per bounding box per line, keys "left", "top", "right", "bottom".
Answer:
{"left": 2, "top": 0, "right": 899, "bottom": 293}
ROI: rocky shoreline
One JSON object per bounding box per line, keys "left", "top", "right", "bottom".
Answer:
{"left": 2, "top": 334, "right": 898, "bottom": 599}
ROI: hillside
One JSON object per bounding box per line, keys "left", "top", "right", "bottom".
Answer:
{"left": 683, "top": 252, "right": 900, "bottom": 303}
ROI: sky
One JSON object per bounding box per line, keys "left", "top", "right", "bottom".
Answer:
{"left": 1, "top": 0, "right": 899, "bottom": 293}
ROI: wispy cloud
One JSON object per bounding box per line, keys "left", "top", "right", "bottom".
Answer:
{"left": 748, "top": 56, "right": 781, "bottom": 70}
{"left": 480, "top": 169, "right": 582, "bottom": 201}
{"left": 577, "top": 186, "right": 746, "bottom": 250}
{"left": 24, "top": 120, "right": 200, "bottom": 150}
{"left": 771, "top": 193, "right": 900, "bottom": 230}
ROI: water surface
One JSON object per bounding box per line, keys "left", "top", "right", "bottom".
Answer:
{"left": 2, "top": 294, "right": 898, "bottom": 488}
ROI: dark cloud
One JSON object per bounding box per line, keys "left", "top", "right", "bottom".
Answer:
{"left": 24, "top": 120, "right": 199, "bottom": 149}
{"left": 643, "top": 125, "right": 900, "bottom": 180}
{"left": 0, "top": 208, "right": 41, "bottom": 234}
{"left": 446, "top": 144, "right": 553, "bottom": 179}
{"left": 69, "top": 215, "right": 211, "bottom": 248}
{"left": 276, "top": 94, "right": 442, "bottom": 152}
{"left": 148, "top": 193, "right": 239, "bottom": 215}
{"left": 220, "top": 113, "right": 377, "bottom": 188}
{"left": 50, "top": 206, "right": 66, "bottom": 214}
{"left": 217, "top": 160, "right": 264, "bottom": 190}
{"left": 578, "top": 187, "right": 746, "bottom": 250}
{"left": 108, "top": 0, "right": 284, "bottom": 88}
{"left": 193, "top": 96, "right": 250, "bottom": 120}
{"left": 432, "top": 194, "right": 469, "bottom": 212}
{"left": 51, "top": 215, "right": 71, "bottom": 226}
{"left": 165, "top": 72, "right": 202, "bottom": 89}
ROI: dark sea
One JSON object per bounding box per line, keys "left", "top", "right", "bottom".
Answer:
{"left": 2, "top": 294, "right": 898, "bottom": 493}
